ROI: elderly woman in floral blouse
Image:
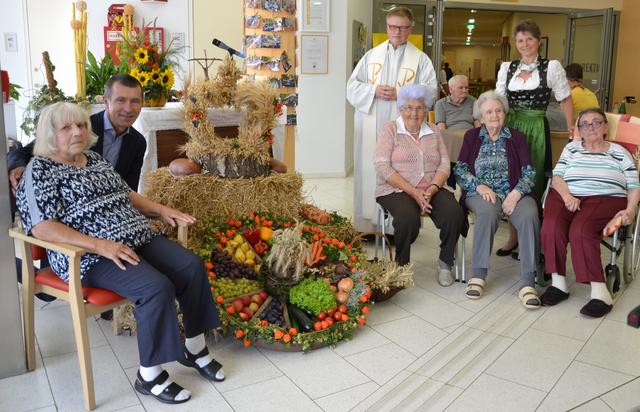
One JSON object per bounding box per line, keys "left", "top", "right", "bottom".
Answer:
{"left": 374, "top": 84, "right": 465, "bottom": 286}
{"left": 454, "top": 90, "right": 541, "bottom": 308}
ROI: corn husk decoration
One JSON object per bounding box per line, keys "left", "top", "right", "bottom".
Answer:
{"left": 71, "top": 1, "right": 87, "bottom": 99}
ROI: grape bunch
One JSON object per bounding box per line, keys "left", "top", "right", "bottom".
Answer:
{"left": 211, "top": 249, "right": 258, "bottom": 280}
{"left": 213, "top": 278, "right": 262, "bottom": 300}
{"left": 259, "top": 298, "right": 286, "bottom": 327}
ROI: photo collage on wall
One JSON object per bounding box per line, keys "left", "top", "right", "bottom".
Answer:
{"left": 244, "top": 0, "right": 297, "bottom": 125}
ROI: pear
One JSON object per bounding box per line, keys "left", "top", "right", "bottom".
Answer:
{"left": 233, "top": 234, "right": 244, "bottom": 244}
{"left": 245, "top": 259, "right": 255, "bottom": 268}
{"left": 245, "top": 250, "right": 255, "bottom": 260}
{"left": 240, "top": 243, "right": 250, "bottom": 253}
{"left": 234, "top": 249, "right": 246, "bottom": 263}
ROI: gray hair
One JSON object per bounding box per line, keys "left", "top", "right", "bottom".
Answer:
{"left": 33, "top": 102, "right": 98, "bottom": 157}
{"left": 448, "top": 75, "right": 468, "bottom": 88}
{"left": 396, "top": 84, "right": 433, "bottom": 111}
{"left": 473, "top": 90, "right": 509, "bottom": 119}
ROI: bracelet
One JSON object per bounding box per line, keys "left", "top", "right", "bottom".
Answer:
{"left": 428, "top": 183, "right": 441, "bottom": 191}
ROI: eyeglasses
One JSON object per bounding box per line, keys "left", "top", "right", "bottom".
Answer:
{"left": 401, "top": 105, "right": 426, "bottom": 113}
{"left": 578, "top": 120, "right": 606, "bottom": 130}
{"left": 387, "top": 24, "right": 412, "bottom": 32}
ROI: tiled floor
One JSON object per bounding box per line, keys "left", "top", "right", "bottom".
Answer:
{"left": 2, "top": 176, "right": 640, "bottom": 411}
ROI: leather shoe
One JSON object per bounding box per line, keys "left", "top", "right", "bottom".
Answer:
{"left": 178, "top": 346, "right": 225, "bottom": 382}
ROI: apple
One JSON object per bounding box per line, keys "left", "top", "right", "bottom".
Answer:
{"left": 249, "top": 302, "right": 259, "bottom": 312}
{"left": 242, "top": 307, "right": 254, "bottom": 318}
{"left": 251, "top": 294, "right": 263, "bottom": 305}
{"left": 232, "top": 299, "right": 244, "bottom": 312}
{"left": 239, "top": 312, "right": 249, "bottom": 321}
{"left": 259, "top": 291, "right": 268, "bottom": 301}
{"left": 241, "top": 295, "right": 251, "bottom": 306}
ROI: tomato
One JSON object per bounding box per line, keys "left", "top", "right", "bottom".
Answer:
{"left": 338, "top": 242, "right": 345, "bottom": 249}
{"left": 314, "top": 322, "right": 322, "bottom": 331}
{"left": 235, "top": 220, "right": 243, "bottom": 228}
{"left": 338, "top": 305, "right": 348, "bottom": 314}
{"left": 234, "top": 329, "right": 244, "bottom": 339}
{"left": 215, "top": 295, "right": 224, "bottom": 304}
{"left": 321, "top": 320, "right": 329, "bottom": 329}
{"left": 362, "top": 306, "right": 370, "bottom": 314}
{"left": 358, "top": 316, "right": 366, "bottom": 325}
{"left": 341, "top": 314, "right": 350, "bottom": 321}
{"left": 226, "top": 306, "right": 235, "bottom": 315}
{"left": 289, "top": 328, "right": 298, "bottom": 336}
{"left": 326, "top": 317, "right": 334, "bottom": 326}
{"left": 260, "top": 320, "right": 268, "bottom": 327}
{"left": 243, "top": 338, "right": 251, "bottom": 347}
{"left": 331, "top": 238, "right": 339, "bottom": 246}
{"left": 333, "top": 312, "right": 343, "bottom": 321}
{"left": 323, "top": 237, "right": 331, "bottom": 245}
{"left": 313, "top": 234, "right": 319, "bottom": 241}
{"left": 327, "top": 307, "right": 335, "bottom": 315}
{"left": 317, "top": 311, "right": 326, "bottom": 320}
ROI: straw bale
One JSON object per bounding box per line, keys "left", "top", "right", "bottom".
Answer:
{"left": 143, "top": 168, "right": 304, "bottom": 249}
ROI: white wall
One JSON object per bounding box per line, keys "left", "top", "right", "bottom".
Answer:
{"left": 25, "top": 0, "right": 191, "bottom": 96}
{"left": 295, "top": 0, "right": 371, "bottom": 177}
{"left": 0, "top": 0, "right": 31, "bottom": 143}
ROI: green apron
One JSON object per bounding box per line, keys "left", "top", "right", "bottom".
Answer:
{"left": 507, "top": 108, "right": 547, "bottom": 198}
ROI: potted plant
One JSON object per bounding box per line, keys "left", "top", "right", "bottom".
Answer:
{"left": 85, "top": 51, "right": 118, "bottom": 102}
{"left": 118, "top": 25, "right": 179, "bottom": 107}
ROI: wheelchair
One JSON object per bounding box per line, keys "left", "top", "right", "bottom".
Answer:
{"left": 601, "top": 210, "right": 640, "bottom": 295}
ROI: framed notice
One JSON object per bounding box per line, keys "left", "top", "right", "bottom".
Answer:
{"left": 301, "top": 35, "right": 328, "bottom": 74}
{"left": 301, "top": 0, "right": 330, "bottom": 32}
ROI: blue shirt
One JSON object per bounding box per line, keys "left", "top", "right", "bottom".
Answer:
{"left": 101, "top": 112, "right": 128, "bottom": 167}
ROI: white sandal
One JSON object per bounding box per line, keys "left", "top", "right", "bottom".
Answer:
{"left": 465, "top": 278, "right": 485, "bottom": 300}
{"left": 518, "top": 286, "right": 541, "bottom": 310}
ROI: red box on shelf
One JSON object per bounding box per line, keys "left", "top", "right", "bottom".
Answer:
{"left": 1, "top": 70, "right": 9, "bottom": 103}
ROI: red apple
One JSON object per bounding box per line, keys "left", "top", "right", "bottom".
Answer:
{"left": 232, "top": 299, "right": 244, "bottom": 312}
{"left": 241, "top": 296, "right": 252, "bottom": 306}
{"left": 242, "top": 307, "right": 254, "bottom": 318}
{"left": 259, "top": 291, "right": 268, "bottom": 301}
{"left": 239, "top": 312, "right": 249, "bottom": 321}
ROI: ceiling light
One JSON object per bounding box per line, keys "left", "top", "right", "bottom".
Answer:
{"left": 468, "top": 19, "right": 475, "bottom": 23}
{"left": 471, "top": 9, "right": 477, "bottom": 13}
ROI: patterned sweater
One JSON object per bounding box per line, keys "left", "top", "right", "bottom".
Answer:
{"left": 16, "top": 151, "right": 155, "bottom": 281}
{"left": 374, "top": 118, "right": 450, "bottom": 198}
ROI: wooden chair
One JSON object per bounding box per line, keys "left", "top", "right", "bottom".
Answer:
{"left": 9, "top": 223, "right": 189, "bottom": 410}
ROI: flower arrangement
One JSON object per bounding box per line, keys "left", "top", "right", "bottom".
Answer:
{"left": 118, "top": 26, "right": 178, "bottom": 105}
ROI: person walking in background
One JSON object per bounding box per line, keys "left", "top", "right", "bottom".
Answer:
{"left": 347, "top": 6, "right": 437, "bottom": 232}
{"left": 495, "top": 19, "right": 574, "bottom": 257}
{"left": 565, "top": 63, "right": 600, "bottom": 115}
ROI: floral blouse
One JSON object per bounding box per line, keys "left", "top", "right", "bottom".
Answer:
{"left": 454, "top": 126, "right": 535, "bottom": 199}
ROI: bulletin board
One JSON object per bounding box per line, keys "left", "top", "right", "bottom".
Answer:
{"left": 243, "top": 0, "right": 298, "bottom": 170}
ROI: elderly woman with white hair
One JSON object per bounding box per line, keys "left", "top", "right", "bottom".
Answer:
{"left": 374, "top": 84, "right": 465, "bottom": 286}
{"left": 454, "top": 90, "right": 541, "bottom": 308}
{"left": 16, "top": 102, "right": 226, "bottom": 404}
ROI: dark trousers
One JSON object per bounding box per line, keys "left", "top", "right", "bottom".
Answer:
{"left": 82, "top": 235, "right": 220, "bottom": 367}
{"left": 541, "top": 189, "right": 627, "bottom": 284}
{"left": 377, "top": 190, "right": 465, "bottom": 266}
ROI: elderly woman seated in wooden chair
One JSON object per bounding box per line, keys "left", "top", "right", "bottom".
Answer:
{"left": 15, "top": 102, "right": 226, "bottom": 405}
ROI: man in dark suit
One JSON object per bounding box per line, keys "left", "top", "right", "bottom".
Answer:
{"left": 9, "top": 74, "right": 146, "bottom": 307}
{"left": 9, "top": 74, "right": 146, "bottom": 193}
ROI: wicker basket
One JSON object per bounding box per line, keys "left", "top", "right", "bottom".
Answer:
{"left": 370, "top": 285, "right": 405, "bottom": 302}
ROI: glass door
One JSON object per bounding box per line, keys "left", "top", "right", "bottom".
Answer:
{"left": 565, "top": 8, "right": 616, "bottom": 109}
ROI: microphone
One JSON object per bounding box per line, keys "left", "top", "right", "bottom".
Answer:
{"left": 212, "top": 38, "right": 245, "bottom": 59}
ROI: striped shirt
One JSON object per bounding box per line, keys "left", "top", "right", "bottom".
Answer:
{"left": 553, "top": 141, "right": 640, "bottom": 197}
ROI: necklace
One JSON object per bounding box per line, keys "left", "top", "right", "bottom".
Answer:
{"left": 518, "top": 57, "right": 539, "bottom": 73}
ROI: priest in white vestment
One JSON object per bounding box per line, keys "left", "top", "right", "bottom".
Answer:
{"left": 347, "top": 6, "right": 438, "bottom": 232}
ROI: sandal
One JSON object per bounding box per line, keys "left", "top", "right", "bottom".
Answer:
{"left": 496, "top": 242, "right": 518, "bottom": 257}
{"left": 580, "top": 299, "right": 612, "bottom": 318}
{"left": 465, "top": 278, "right": 485, "bottom": 300}
{"left": 134, "top": 370, "right": 190, "bottom": 404}
{"left": 178, "top": 346, "right": 225, "bottom": 382}
{"left": 518, "top": 286, "right": 541, "bottom": 309}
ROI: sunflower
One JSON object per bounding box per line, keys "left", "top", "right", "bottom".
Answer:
{"left": 160, "top": 67, "right": 175, "bottom": 89}
{"left": 136, "top": 71, "right": 150, "bottom": 87}
{"left": 149, "top": 69, "right": 162, "bottom": 84}
{"left": 134, "top": 47, "right": 149, "bottom": 64}
{"left": 129, "top": 68, "right": 140, "bottom": 79}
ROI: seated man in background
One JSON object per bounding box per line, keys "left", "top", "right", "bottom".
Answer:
{"left": 565, "top": 63, "right": 599, "bottom": 116}
{"left": 434, "top": 75, "right": 480, "bottom": 131}
{"left": 7, "top": 74, "right": 146, "bottom": 307}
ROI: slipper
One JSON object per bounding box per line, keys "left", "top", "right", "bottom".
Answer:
{"left": 540, "top": 286, "right": 570, "bottom": 306}
{"left": 134, "top": 370, "right": 190, "bottom": 404}
{"left": 580, "top": 299, "right": 612, "bottom": 318}
{"left": 496, "top": 243, "right": 518, "bottom": 257}
{"left": 465, "top": 278, "right": 485, "bottom": 300}
{"left": 518, "top": 286, "right": 541, "bottom": 309}
{"left": 178, "top": 346, "right": 225, "bottom": 382}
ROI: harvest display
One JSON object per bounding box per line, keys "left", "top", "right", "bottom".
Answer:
{"left": 199, "top": 213, "right": 372, "bottom": 351}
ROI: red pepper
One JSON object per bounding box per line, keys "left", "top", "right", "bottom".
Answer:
{"left": 243, "top": 229, "right": 261, "bottom": 246}
{"left": 253, "top": 241, "right": 269, "bottom": 256}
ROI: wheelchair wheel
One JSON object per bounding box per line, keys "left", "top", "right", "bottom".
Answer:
{"left": 605, "top": 264, "right": 621, "bottom": 296}
{"left": 626, "top": 213, "right": 640, "bottom": 284}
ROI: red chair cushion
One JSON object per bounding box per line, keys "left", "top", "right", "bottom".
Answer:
{"left": 35, "top": 267, "right": 125, "bottom": 306}
{"left": 32, "top": 245, "right": 47, "bottom": 261}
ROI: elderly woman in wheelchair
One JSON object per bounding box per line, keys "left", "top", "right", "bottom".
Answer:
{"left": 540, "top": 108, "right": 640, "bottom": 318}
{"left": 15, "top": 102, "right": 225, "bottom": 404}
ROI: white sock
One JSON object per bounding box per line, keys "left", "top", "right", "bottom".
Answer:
{"left": 590, "top": 282, "right": 613, "bottom": 305}
{"left": 552, "top": 273, "right": 568, "bottom": 293}
{"left": 139, "top": 365, "right": 191, "bottom": 401}
{"left": 185, "top": 334, "right": 224, "bottom": 380}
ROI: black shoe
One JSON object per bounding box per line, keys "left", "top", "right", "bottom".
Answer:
{"left": 540, "top": 286, "right": 570, "bottom": 306}
{"left": 100, "top": 310, "right": 113, "bottom": 321}
{"left": 178, "top": 345, "right": 225, "bottom": 382}
{"left": 134, "top": 370, "right": 190, "bottom": 404}
{"left": 580, "top": 299, "right": 612, "bottom": 318}
{"left": 496, "top": 243, "right": 518, "bottom": 257}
